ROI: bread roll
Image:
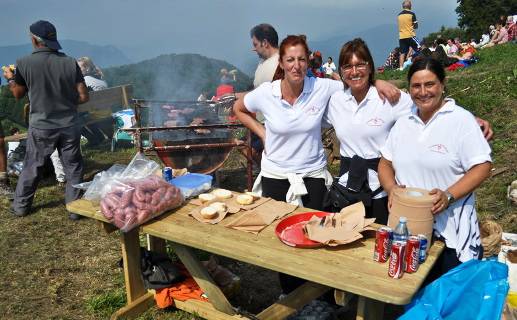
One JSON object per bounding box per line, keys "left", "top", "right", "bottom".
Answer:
{"left": 236, "top": 194, "right": 254, "bottom": 205}
{"left": 245, "top": 192, "right": 260, "bottom": 200}
{"left": 199, "top": 193, "right": 216, "bottom": 203}
{"left": 212, "top": 189, "right": 232, "bottom": 199}
{"left": 209, "top": 202, "right": 227, "bottom": 214}
{"left": 200, "top": 206, "right": 218, "bottom": 219}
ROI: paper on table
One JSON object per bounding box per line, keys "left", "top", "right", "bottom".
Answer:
{"left": 189, "top": 193, "right": 271, "bottom": 211}
{"left": 304, "top": 202, "right": 376, "bottom": 246}
{"left": 189, "top": 200, "right": 240, "bottom": 224}
{"left": 225, "top": 199, "right": 298, "bottom": 234}
{"left": 189, "top": 205, "right": 231, "bottom": 224}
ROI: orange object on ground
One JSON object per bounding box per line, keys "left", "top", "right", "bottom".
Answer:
{"left": 155, "top": 277, "right": 208, "bottom": 308}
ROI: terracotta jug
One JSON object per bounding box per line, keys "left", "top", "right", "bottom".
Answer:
{"left": 388, "top": 187, "right": 434, "bottom": 249}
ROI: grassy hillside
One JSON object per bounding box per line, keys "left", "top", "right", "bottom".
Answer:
{"left": 377, "top": 43, "right": 517, "bottom": 231}
{"left": 104, "top": 53, "right": 253, "bottom": 101}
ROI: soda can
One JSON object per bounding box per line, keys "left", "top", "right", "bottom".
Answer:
{"left": 373, "top": 226, "right": 393, "bottom": 263}
{"left": 162, "top": 167, "right": 173, "bottom": 182}
{"left": 388, "top": 240, "right": 406, "bottom": 279}
{"left": 405, "top": 236, "right": 420, "bottom": 273}
{"left": 418, "top": 234, "right": 428, "bottom": 263}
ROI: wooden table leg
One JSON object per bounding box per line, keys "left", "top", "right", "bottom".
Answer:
{"left": 334, "top": 289, "right": 355, "bottom": 307}
{"left": 170, "top": 242, "right": 235, "bottom": 315}
{"left": 147, "top": 234, "right": 167, "bottom": 254}
{"left": 121, "top": 228, "right": 146, "bottom": 303}
{"left": 110, "top": 228, "right": 155, "bottom": 320}
{"left": 256, "top": 282, "right": 330, "bottom": 320}
{"left": 356, "top": 296, "right": 385, "bottom": 320}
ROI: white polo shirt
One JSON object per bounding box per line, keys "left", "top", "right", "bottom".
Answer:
{"left": 253, "top": 52, "right": 279, "bottom": 88}
{"left": 381, "top": 98, "right": 492, "bottom": 261}
{"left": 324, "top": 87, "right": 412, "bottom": 198}
{"left": 244, "top": 76, "right": 343, "bottom": 173}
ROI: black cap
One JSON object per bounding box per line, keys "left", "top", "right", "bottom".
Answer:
{"left": 29, "top": 20, "right": 62, "bottom": 50}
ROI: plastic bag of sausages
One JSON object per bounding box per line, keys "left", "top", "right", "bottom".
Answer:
{"left": 99, "top": 175, "right": 184, "bottom": 232}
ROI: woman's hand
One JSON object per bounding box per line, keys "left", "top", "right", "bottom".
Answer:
{"left": 429, "top": 188, "right": 449, "bottom": 214}
{"left": 375, "top": 80, "right": 401, "bottom": 104}
{"left": 388, "top": 184, "right": 406, "bottom": 209}
{"left": 475, "top": 117, "right": 493, "bottom": 141}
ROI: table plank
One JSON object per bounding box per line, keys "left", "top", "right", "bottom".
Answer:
{"left": 256, "top": 282, "right": 330, "bottom": 320}
{"left": 170, "top": 243, "right": 236, "bottom": 315}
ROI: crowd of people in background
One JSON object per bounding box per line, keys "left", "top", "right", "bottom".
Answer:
{"left": 382, "top": 6, "right": 516, "bottom": 72}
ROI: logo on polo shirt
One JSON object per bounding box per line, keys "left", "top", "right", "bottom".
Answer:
{"left": 429, "top": 144, "right": 449, "bottom": 154}
{"left": 366, "top": 117, "right": 385, "bottom": 126}
{"left": 306, "top": 105, "right": 322, "bottom": 115}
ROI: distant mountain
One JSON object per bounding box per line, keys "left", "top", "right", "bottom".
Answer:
{"left": 309, "top": 24, "right": 399, "bottom": 68}
{"left": 0, "top": 40, "right": 131, "bottom": 68}
{"left": 104, "top": 53, "right": 253, "bottom": 100}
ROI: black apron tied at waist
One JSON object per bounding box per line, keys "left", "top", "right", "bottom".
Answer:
{"left": 323, "top": 155, "right": 383, "bottom": 212}
{"left": 339, "top": 155, "right": 380, "bottom": 193}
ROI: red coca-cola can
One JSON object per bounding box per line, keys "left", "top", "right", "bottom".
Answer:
{"left": 405, "top": 236, "right": 421, "bottom": 273}
{"left": 388, "top": 240, "right": 406, "bottom": 279}
{"left": 373, "top": 226, "right": 393, "bottom": 263}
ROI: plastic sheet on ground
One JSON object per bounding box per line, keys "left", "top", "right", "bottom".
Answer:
{"left": 400, "top": 259, "right": 509, "bottom": 320}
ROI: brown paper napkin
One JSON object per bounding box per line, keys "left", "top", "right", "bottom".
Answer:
{"left": 189, "top": 206, "right": 229, "bottom": 224}
{"left": 225, "top": 199, "right": 298, "bottom": 234}
{"left": 188, "top": 193, "right": 273, "bottom": 225}
{"left": 189, "top": 192, "right": 270, "bottom": 211}
{"left": 304, "top": 202, "right": 375, "bottom": 246}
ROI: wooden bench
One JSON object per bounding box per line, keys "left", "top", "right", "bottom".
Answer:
{"left": 2, "top": 84, "right": 133, "bottom": 143}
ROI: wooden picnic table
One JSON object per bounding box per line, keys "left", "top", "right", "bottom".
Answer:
{"left": 67, "top": 198, "right": 444, "bottom": 320}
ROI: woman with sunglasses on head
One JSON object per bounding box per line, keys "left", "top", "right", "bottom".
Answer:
{"left": 323, "top": 39, "right": 493, "bottom": 225}
{"left": 378, "top": 57, "right": 491, "bottom": 279}
{"left": 233, "top": 35, "right": 400, "bottom": 294}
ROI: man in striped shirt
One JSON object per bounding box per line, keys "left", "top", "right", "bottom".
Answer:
{"left": 397, "top": 0, "right": 420, "bottom": 70}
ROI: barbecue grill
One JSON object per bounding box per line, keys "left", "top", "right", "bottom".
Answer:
{"left": 123, "top": 97, "right": 253, "bottom": 189}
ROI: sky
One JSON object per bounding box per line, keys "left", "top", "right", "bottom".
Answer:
{"left": 1, "top": 0, "right": 459, "bottom": 70}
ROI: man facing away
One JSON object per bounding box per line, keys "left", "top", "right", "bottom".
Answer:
{"left": 397, "top": 0, "right": 420, "bottom": 70}
{"left": 3, "top": 20, "right": 89, "bottom": 220}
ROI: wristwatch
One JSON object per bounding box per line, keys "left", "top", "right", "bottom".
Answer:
{"left": 445, "top": 190, "right": 455, "bottom": 207}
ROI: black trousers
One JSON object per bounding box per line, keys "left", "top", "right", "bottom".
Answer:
{"left": 12, "top": 126, "right": 83, "bottom": 213}
{"left": 261, "top": 176, "right": 326, "bottom": 211}
{"left": 424, "top": 245, "right": 484, "bottom": 286}
{"left": 366, "top": 196, "right": 389, "bottom": 225}
{"left": 261, "top": 176, "right": 327, "bottom": 294}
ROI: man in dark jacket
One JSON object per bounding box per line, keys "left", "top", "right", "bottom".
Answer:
{"left": 3, "top": 20, "right": 89, "bottom": 220}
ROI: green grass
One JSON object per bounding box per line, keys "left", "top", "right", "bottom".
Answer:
{"left": 85, "top": 288, "right": 126, "bottom": 318}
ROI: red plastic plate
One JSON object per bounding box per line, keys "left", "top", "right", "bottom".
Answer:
{"left": 275, "top": 211, "right": 332, "bottom": 248}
